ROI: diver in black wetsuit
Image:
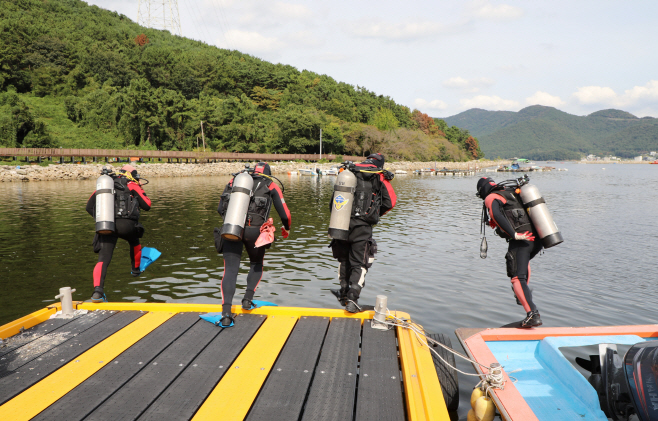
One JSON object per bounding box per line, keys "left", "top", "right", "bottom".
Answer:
{"left": 215, "top": 162, "right": 291, "bottom": 327}
{"left": 86, "top": 165, "right": 151, "bottom": 302}
{"left": 477, "top": 177, "right": 543, "bottom": 327}
{"left": 330, "top": 153, "right": 397, "bottom": 313}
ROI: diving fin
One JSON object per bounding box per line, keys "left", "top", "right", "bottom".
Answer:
{"left": 251, "top": 300, "right": 277, "bottom": 308}
{"left": 139, "top": 247, "right": 162, "bottom": 272}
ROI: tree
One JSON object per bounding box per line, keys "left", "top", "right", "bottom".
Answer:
{"left": 369, "top": 107, "right": 399, "bottom": 131}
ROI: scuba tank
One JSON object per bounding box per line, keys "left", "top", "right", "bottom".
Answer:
{"left": 328, "top": 167, "right": 357, "bottom": 240}
{"left": 220, "top": 171, "right": 254, "bottom": 241}
{"left": 95, "top": 172, "right": 115, "bottom": 234}
{"left": 519, "top": 183, "right": 563, "bottom": 248}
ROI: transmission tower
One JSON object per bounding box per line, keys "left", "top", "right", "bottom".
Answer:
{"left": 137, "top": 0, "right": 182, "bottom": 36}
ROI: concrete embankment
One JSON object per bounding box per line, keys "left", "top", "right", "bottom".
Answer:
{"left": 0, "top": 160, "right": 508, "bottom": 182}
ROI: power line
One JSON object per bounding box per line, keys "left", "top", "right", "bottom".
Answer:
{"left": 137, "top": 0, "right": 182, "bottom": 36}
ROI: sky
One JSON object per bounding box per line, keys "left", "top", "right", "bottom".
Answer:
{"left": 87, "top": 0, "right": 658, "bottom": 118}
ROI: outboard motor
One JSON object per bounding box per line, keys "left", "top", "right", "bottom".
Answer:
{"left": 578, "top": 341, "right": 658, "bottom": 421}
{"left": 95, "top": 171, "right": 115, "bottom": 234}
{"left": 328, "top": 166, "right": 357, "bottom": 240}
{"left": 220, "top": 171, "right": 254, "bottom": 241}
{"left": 519, "top": 183, "right": 563, "bottom": 248}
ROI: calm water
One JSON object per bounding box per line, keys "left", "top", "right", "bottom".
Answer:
{"left": 1, "top": 162, "right": 657, "bottom": 419}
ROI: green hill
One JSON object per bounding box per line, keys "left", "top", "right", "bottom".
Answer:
{"left": 443, "top": 105, "right": 658, "bottom": 159}
{"left": 0, "top": 0, "right": 479, "bottom": 161}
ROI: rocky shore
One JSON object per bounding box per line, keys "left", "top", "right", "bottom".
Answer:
{"left": 0, "top": 160, "right": 508, "bottom": 182}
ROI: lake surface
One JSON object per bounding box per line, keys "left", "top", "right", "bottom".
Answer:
{"left": 1, "top": 162, "right": 657, "bottom": 419}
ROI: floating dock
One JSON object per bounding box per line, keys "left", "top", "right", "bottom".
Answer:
{"left": 0, "top": 302, "right": 451, "bottom": 421}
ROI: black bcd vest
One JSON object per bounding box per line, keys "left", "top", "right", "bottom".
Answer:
{"left": 114, "top": 177, "right": 140, "bottom": 220}
{"left": 494, "top": 189, "right": 532, "bottom": 238}
{"left": 351, "top": 169, "right": 383, "bottom": 225}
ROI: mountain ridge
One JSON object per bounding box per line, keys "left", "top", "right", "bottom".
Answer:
{"left": 442, "top": 106, "right": 657, "bottom": 159}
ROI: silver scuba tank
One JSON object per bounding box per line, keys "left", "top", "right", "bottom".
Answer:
{"left": 95, "top": 174, "right": 115, "bottom": 234}
{"left": 519, "top": 184, "right": 563, "bottom": 248}
{"left": 328, "top": 169, "right": 357, "bottom": 240}
{"left": 220, "top": 172, "right": 254, "bottom": 241}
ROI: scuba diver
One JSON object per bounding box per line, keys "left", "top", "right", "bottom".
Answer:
{"left": 86, "top": 165, "right": 151, "bottom": 302}
{"left": 215, "top": 162, "right": 291, "bottom": 328}
{"left": 328, "top": 153, "right": 396, "bottom": 313}
{"left": 477, "top": 175, "right": 562, "bottom": 328}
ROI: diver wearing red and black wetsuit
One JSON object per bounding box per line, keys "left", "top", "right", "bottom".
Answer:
{"left": 215, "top": 162, "right": 291, "bottom": 327}
{"left": 477, "top": 177, "right": 543, "bottom": 327}
{"left": 86, "top": 165, "right": 151, "bottom": 302}
{"left": 330, "top": 153, "right": 397, "bottom": 313}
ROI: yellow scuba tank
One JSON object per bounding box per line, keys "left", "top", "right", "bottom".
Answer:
{"left": 95, "top": 173, "right": 115, "bottom": 234}
{"left": 328, "top": 168, "right": 357, "bottom": 240}
{"left": 220, "top": 171, "right": 253, "bottom": 241}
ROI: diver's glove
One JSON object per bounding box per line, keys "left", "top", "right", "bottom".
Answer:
{"left": 281, "top": 227, "right": 289, "bottom": 239}
{"left": 514, "top": 231, "right": 535, "bottom": 241}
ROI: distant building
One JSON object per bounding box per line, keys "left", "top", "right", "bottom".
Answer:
{"left": 587, "top": 154, "right": 597, "bottom": 161}
{"left": 634, "top": 156, "right": 643, "bottom": 161}
{"left": 650, "top": 151, "right": 656, "bottom": 156}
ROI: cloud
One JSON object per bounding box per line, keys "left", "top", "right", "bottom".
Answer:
{"left": 442, "top": 76, "right": 494, "bottom": 93}
{"left": 345, "top": 18, "right": 447, "bottom": 41}
{"left": 573, "top": 81, "right": 658, "bottom": 108}
{"left": 470, "top": 1, "right": 524, "bottom": 20}
{"left": 414, "top": 98, "right": 449, "bottom": 111}
{"left": 272, "top": 2, "right": 312, "bottom": 19}
{"left": 218, "top": 30, "right": 284, "bottom": 55}
{"left": 285, "top": 30, "right": 323, "bottom": 48}
{"left": 313, "top": 52, "right": 351, "bottom": 62}
{"left": 460, "top": 95, "right": 519, "bottom": 110}
{"left": 526, "top": 91, "right": 565, "bottom": 107}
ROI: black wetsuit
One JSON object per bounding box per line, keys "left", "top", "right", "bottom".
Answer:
{"left": 486, "top": 192, "right": 543, "bottom": 312}
{"left": 86, "top": 178, "right": 151, "bottom": 289}
{"left": 331, "top": 162, "right": 396, "bottom": 303}
{"left": 217, "top": 173, "right": 291, "bottom": 314}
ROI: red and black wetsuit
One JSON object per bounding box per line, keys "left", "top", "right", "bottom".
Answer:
{"left": 485, "top": 189, "right": 543, "bottom": 313}
{"left": 86, "top": 177, "right": 151, "bottom": 289}
{"left": 331, "top": 161, "right": 397, "bottom": 303}
{"left": 217, "top": 168, "right": 291, "bottom": 314}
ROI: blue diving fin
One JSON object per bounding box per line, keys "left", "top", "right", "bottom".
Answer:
{"left": 250, "top": 300, "right": 278, "bottom": 309}
{"left": 139, "top": 247, "right": 162, "bottom": 272}
{"left": 200, "top": 312, "right": 234, "bottom": 328}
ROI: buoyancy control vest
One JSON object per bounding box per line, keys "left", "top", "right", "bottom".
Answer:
{"left": 219, "top": 175, "right": 272, "bottom": 228}
{"left": 486, "top": 189, "right": 533, "bottom": 238}
{"left": 114, "top": 176, "right": 140, "bottom": 220}
{"left": 352, "top": 165, "right": 383, "bottom": 225}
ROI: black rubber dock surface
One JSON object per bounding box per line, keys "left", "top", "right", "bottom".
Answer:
{"left": 0, "top": 309, "right": 409, "bottom": 421}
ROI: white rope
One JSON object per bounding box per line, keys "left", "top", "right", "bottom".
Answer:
{"left": 379, "top": 310, "right": 520, "bottom": 392}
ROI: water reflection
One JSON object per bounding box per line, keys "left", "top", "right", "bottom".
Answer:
{"left": 1, "top": 164, "right": 658, "bottom": 419}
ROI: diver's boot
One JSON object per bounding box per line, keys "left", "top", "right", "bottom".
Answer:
{"left": 91, "top": 287, "right": 106, "bottom": 303}
{"left": 218, "top": 312, "right": 234, "bottom": 328}
{"left": 520, "top": 310, "right": 542, "bottom": 328}
{"left": 131, "top": 268, "right": 142, "bottom": 277}
{"left": 345, "top": 288, "right": 362, "bottom": 313}
{"left": 242, "top": 299, "right": 254, "bottom": 310}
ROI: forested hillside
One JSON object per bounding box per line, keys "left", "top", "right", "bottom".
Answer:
{"left": 443, "top": 105, "right": 658, "bottom": 160}
{"left": 0, "top": 0, "right": 481, "bottom": 161}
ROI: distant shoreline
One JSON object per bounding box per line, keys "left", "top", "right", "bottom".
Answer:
{"left": 0, "top": 160, "right": 509, "bottom": 183}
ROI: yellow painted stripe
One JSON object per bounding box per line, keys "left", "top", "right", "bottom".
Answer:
{"left": 0, "top": 311, "right": 173, "bottom": 421}
{"left": 192, "top": 315, "right": 298, "bottom": 421}
{"left": 397, "top": 324, "right": 450, "bottom": 421}
{"left": 77, "top": 302, "right": 410, "bottom": 322}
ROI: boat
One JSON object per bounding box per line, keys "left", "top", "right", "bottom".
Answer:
{"left": 651, "top": 160, "right": 658, "bottom": 164}
{"left": 395, "top": 170, "right": 407, "bottom": 174}
{"left": 456, "top": 324, "right": 658, "bottom": 420}
{"left": 297, "top": 168, "right": 318, "bottom": 176}
{"left": 321, "top": 166, "right": 339, "bottom": 176}
{"left": 0, "top": 290, "right": 458, "bottom": 420}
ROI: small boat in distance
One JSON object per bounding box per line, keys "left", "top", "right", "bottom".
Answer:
{"left": 298, "top": 168, "right": 318, "bottom": 176}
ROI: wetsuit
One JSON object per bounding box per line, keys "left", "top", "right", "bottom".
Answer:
{"left": 331, "top": 160, "right": 396, "bottom": 307}
{"left": 217, "top": 171, "right": 291, "bottom": 315}
{"left": 485, "top": 190, "right": 543, "bottom": 313}
{"left": 86, "top": 178, "right": 151, "bottom": 290}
